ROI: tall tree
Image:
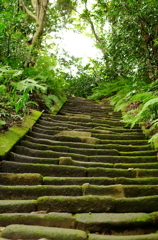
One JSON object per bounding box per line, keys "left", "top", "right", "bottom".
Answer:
{"left": 20, "top": 0, "right": 49, "bottom": 46}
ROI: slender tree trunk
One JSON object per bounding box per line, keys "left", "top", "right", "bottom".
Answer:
{"left": 20, "top": 0, "right": 49, "bottom": 65}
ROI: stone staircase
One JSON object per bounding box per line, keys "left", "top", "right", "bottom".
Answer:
{"left": 0, "top": 96, "right": 158, "bottom": 240}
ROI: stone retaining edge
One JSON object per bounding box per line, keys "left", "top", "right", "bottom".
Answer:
{"left": 0, "top": 110, "right": 42, "bottom": 160}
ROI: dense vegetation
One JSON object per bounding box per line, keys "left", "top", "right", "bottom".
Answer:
{"left": 0, "top": 0, "right": 158, "bottom": 147}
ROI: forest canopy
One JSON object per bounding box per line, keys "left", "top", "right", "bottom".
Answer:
{"left": 0, "top": 0, "right": 158, "bottom": 146}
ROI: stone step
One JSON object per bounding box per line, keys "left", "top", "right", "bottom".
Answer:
{"left": 0, "top": 185, "right": 82, "bottom": 199}
{"left": 59, "top": 158, "right": 158, "bottom": 169}
{"left": 36, "top": 123, "right": 142, "bottom": 134}
{"left": 75, "top": 212, "right": 158, "bottom": 234}
{"left": 1, "top": 174, "right": 158, "bottom": 186}
{"left": 40, "top": 117, "right": 138, "bottom": 128}
{"left": 34, "top": 124, "right": 145, "bottom": 139}
{"left": 0, "top": 212, "right": 158, "bottom": 235}
{"left": 20, "top": 141, "right": 120, "bottom": 156}
{"left": 25, "top": 135, "right": 152, "bottom": 151}
{"left": 1, "top": 224, "right": 87, "bottom": 240}
{"left": 0, "top": 184, "right": 158, "bottom": 200}
{"left": 0, "top": 173, "right": 43, "bottom": 185}
{"left": 37, "top": 195, "right": 158, "bottom": 213}
{"left": 2, "top": 160, "right": 158, "bottom": 178}
{"left": 43, "top": 176, "right": 158, "bottom": 186}
{"left": 0, "top": 160, "right": 86, "bottom": 177}
{"left": 42, "top": 114, "right": 123, "bottom": 124}
{"left": 10, "top": 152, "right": 157, "bottom": 165}
{"left": 28, "top": 131, "right": 149, "bottom": 145}
{"left": 0, "top": 212, "right": 75, "bottom": 228}
{"left": 0, "top": 200, "right": 36, "bottom": 213}
{"left": 88, "top": 233, "right": 158, "bottom": 240}
{"left": 34, "top": 124, "right": 143, "bottom": 137}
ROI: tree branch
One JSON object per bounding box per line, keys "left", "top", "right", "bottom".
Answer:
{"left": 20, "top": 0, "right": 37, "bottom": 21}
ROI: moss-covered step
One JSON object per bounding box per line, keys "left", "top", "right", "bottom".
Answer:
{"left": 0, "top": 173, "right": 43, "bottom": 185}
{"left": 14, "top": 146, "right": 89, "bottom": 161}
{"left": 75, "top": 212, "right": 154, "bottom": 233}
{"left": 89, "top": 155, "right": 157, "bottom": 163}
{"left": 120, "top": 150, "right": 157, "bottom": 156}
{"left": 59, "top": 158, "right": 114, "bottom": 168}
{"left": 43, "top": 176, "right": 158, "bottom": 186}
{"left": 43, "top": 177, "right": 115, "bottom": 186}
{"left": 0, "top": 160, "right": 86, "bottom": 177}
{"left": 28, "top": 131, "right": 99, "bottom": 145}
{"left": 37, "top": 195, "right": 158, "bottom": 213}
{"left": 82, "top": 184, "right": 158, "bottom": 198}
{"left": 9, "top": 152, "right": 59, "bottom": 164}
{"left": 38, "top": 119, "right": 94, "bottom": 129}
{"left": 0, "top": 212, "right": 75, "bottom": 228}
{"left": 1, "top": 224, "right": 87, "bottom": 240}
{"left": 24, "top": 135, "right": 152, "bottom": 151}
{"left": 0, "top": 110, "right": 42, "bottom": 160}
{"left": 94, "top": 126, "right": 142, "bottom": 133}
{"left": 28, "top": 131, "right": 149, "bottom": 145}
{"left": 0, "top": 185, "right": 82, "bottom": 200}
{"left": 114, "top": 162, "right": 158, "bottom": 169}
{"left": 51, "top": 119, "right": 117, "bottom": 129}
{"left": 87, "top": 167, "right": 158, "bottom": 178}
{"left": 88, "top": 233, "right": 158, "bottom": 240}
{"left": 59, "top": 157, "right": 158, "bottom": 169}
{"left": 92, "top": 133, "right": 145, "bottom": 140}
{"left": 20, "top": 141, "right": 119, "bottom": 156}
{"left": 0, "top": 200, "right": 36, "bottom": 213}
{"left": 99, "top": 139, "right": 149, "bottom": 145}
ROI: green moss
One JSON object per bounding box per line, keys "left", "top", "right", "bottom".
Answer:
{"left": 0, "top": 110, "right": 42, "bottom": 160}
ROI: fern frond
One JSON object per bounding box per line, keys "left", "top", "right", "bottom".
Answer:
{"left": 148, "top": 133, "right": 158, "bottom": 149}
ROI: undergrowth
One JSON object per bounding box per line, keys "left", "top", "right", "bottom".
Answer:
{"left": 0, "top": 65, "right": 66, "bottom": 132}
{"left": 88, "top": 78, "right": 158, "bottom": 149}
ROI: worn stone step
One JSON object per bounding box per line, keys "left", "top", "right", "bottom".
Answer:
{"left": 87, "top": 167, "right": 158, "bottom": 178}
{"left": 89, "top": 233, "right": 158, "bottom": 240}
{"left": 0, "top": 200, "right": 36, "bottom": 213}
{"left": 94, "top": 126, "right": 142, "bottom": 133}
{"left": 28, "top": 131, "right": 149, "bottom": 145}
{"left": 0, "top": 212, "right": 158, "bottom": 235}
{"left": 10, "top": 152, "right": 157, "bottom": 166}
{"left": 40, "top": 117, "right": 138, "bottom": 129}
{"left": 1, "top": 224, "right": 87, "bottom": 240}
{"left": 38, "top": 119, "right": 91, "bottom": 130}
{"left": 43, "top": 176, "right": 158, "bottom": 186}
{"left": 0, "top": 212, "right": 75, "bottom": 228}
{"left": 120, "top": 150, "right": 157, "bottom": 156}
{"left": 25, "top": 136, "right": 152, "bottom": 151}
{"left": 34, "top": 124, "right": 117, "bottom": 135}
{"left": 37, "top": 195, "right": 158, "bottom": 213}
{"left": 11, "top": 147, "right": 157, "bottom": 164}
{"left": 0, "top": 160, "right": 86, "bottom": 177}
{"left": 89, "top": 155, "right": 157, "bottom": 163}
{"left": 20, "top": 141, "right": 119, "bottom": 156}
{"left": 9, "top": 152, "right": 60, "bottom": 164}
{"left": 81, "top": 184, "right": 158, "bottom": 198}
{"left": 60, "top": 158, "right": 158, "bottom": 169}
{"left": 35, "top": 123, "right": 143, "bottom": 136}
{"left": 0, "top": 173, "right": 43, "bottom": 185}
{"left": 14, "top": 145, "right": 89, "bottom": 161}
{"left": 38, "top": 119, "right": 112, "bottom": 129}
{"left": 1, "top": 184, "right": 158, "bottom": 200}
{"left": 75, "top": 212, "right": 158, "bottom": 234}
{"left": 0, "top": 185, "right": 82, "bottom": 200}
{"left": 92, "top": 133, "right": 145, "bottom": 140}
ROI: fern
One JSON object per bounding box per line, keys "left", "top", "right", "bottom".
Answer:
{"left": 130, "top": 98, "right": 158, "bottom": 128}
{"left": 14, "top": 78, "right": 47, "bottom": 93}
{"left": 148, "top": 133, "right": 158, "bottom": 149}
